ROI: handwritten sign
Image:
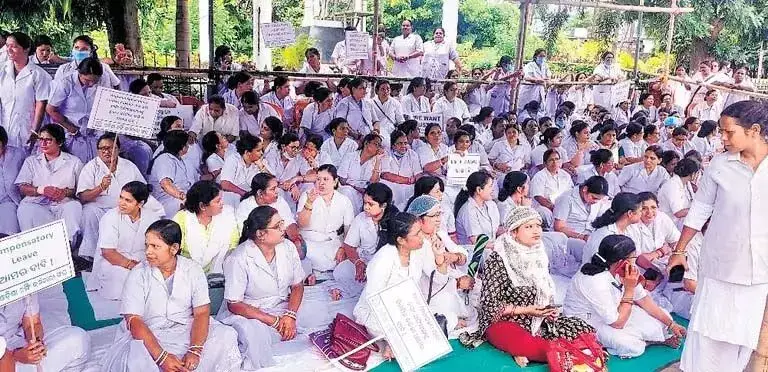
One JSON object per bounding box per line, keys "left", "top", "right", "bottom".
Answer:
{"left": 0, "top": 220, "right": 74, "bottom": 307}
{"left": 345, "top": 31, "right": 369, "bottom": 60}
{"left": 87, "top": 87, "right": 161, "bottom": 139}
{"left": 411, "top": 112, "right": 443, "bottom": 136}
{"left": 610, "top": 80, "right": 632, "bottom": 107}
{"left": 156, "top": 105, "right": 195, "bottom": 131}
{"left": 422, "top": 53, "right": 450, "bottom": 80}
{"left": 260, "top": 22, "right": 296, "bottom": 48}
{"left": 367, "top": 279, "right": 452, "bottom": 371}
{"left": 447, "top": 153, "right": 481, "bottom": 186}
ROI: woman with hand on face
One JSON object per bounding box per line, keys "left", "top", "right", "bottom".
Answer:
{"left": 103, "top": 219, "right": 242, "bottom": 372}
{"left": 488, "top": 124, "right": 531, "bottom": 184}
{"left": 216, "top": 206, "right": 308, "bottom": 370}
{"left": 267, "top": 133, "right": 305, "bottom": 213}
{"left": 564, "top": 235, "right": 685, "bottom": 358}
{"left": 460, "top": 206, "right": 595, "bottom": 368}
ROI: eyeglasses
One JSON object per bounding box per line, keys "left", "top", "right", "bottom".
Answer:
{"left": 266, "top": 220, "right": 286, "bottom": 231}
{"left": 97, "top": 146, "right": 113, "bottom": 152}
{"left": 38, "top": 137, "right": 55, "bottom": 144}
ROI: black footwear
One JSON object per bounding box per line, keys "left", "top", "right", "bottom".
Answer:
{"left": 72, "top": 255, "right": 93, "bottom": 273}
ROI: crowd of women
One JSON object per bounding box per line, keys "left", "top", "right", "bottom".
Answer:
{"left": 0, "top": 26, "right": 766, "bottom": 372}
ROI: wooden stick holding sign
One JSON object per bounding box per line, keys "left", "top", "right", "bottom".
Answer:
{"left": 24, "top": 296, "right": 43, "bottom": 372}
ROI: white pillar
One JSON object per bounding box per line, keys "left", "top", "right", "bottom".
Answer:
{"left": 199, "top": 0, "right": 210, "bottom": 64}
{"left": 253, "top": 0, "right": 273, "bottom": 69}
{"left": 442, "top": 0, "right": 459, "bottom": 45}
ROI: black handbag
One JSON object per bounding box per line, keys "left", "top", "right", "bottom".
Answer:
{"left": 427, "top": 270, "right": 449, "bottom": 337}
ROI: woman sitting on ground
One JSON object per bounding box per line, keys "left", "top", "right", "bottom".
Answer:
{"left": 103, "top": 219, "right": 242, "bottom": 371}
{"left": 564, "top": 234, "right": 686, "bottom": 358}
{"left": 459, "top": 206, "right": 596, "bottom": 367}
{"left": 581, "top": 192, "right": 642, "bottom": 264}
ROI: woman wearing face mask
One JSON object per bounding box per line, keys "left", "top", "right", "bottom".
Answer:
{"left": 338, "top": 134, "right": 386, "bottom": 214}
{"left": 488, "top": 56, "right": 521, "bottom": 117}
{"left": 0, "top": 32, "right": 52, "bottom": 153}
{"left": 518, "top": 49, "right": 551, "bottom": 110}
{"left": 564, "top": 234, "right": 685, "bottom": 358}
{"left": 53, "top": 35, "right": 120, "bottom": 89}
{"left": 422, "top": 28, "right": 462, "bottom": 81}
{"left": 381, "top": 130, "right": 423, "bottom": 211}
{"left": 46, "top": 57, "right": 106, "bottom": 163}
{"left": 590, "top": 51, "right": 625, "bottom": 109}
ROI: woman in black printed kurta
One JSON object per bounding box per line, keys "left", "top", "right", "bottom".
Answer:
{"left": 459, "top": 206, "right": 595, "bottom": 367}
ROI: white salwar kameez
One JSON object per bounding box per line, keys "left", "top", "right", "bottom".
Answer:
{"left": 216, "top": 239, "right": 310, "bottom": 370}
{"left": 238, "top": 104, "right": 280, "bottom": 138}
{"left": 680, "top": 152, "right": 768, "bottom": 372}
{"left": 518, "top": 61, "right": 550, "bottom": 107}
{"left": 626, "top": 213, "right": 680, "bottom": 272}
{"left": 657, "top": 175, "right": 694, "bottom": 229}
{"left": 101, "top": 256, "right": 242, "bottom": 371}
{"left": 189, "top": 103, "right": 240, "bottom": 138}
{"left": 575, "top": 165, "right": 620, "bottom": 198}
{"left": 400, "top": 93, "right": 431, "bottom": 119}
{"left": 76, "top": 157, "right": 149, "bottom": 258}
{"left": 172, "top": 206, "right": 239, "bottom": 274}
{"left": 564, "top": 271, "right": 668, "bottom": 357}
{"left": 15, "top": 152, "right": 83, "bottom": 241}
{"left": 48, "top": 72, "right": 101, "bottom": 164}
{"left": 333, "top": 97, "right": 378, "bottom": 138}
{"left": 381, "top": 149, "right": 421, "bottom": 211}
{"left": 320, "top": 137, "right": 358, "bottom": 169}
{"left": 298, "top": 191, "right": 355, "bottom": 280}
{"left": 0, "top": 295, "right": 90, "bottom": 372}
{"left": 219, "top": 154, "right": 265, "bottom": 208}
{"left": 87, "top": 208, "right": 161, "bottom": 298}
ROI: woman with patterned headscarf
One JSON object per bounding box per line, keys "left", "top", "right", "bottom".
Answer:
{"left": 459, "top": 206, "right": 596, "bottom": 368}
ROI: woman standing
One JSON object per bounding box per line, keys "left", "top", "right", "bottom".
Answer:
{"left": 460, "top": 206, "right": 596, "bottom": 367}
{"left": 465, "top": 68, "right": 489, "bottom": 116}
{"left": 487, "top": 56, "right": 520, "bottom": 116}
{"left": 89, "top": 181, "right": 161, "bottom": 299}
{"left": 148, "top": 130, "right": 193, "bottom": 217}
{"left": 172, "top": 181, "right": 239, "bottom": 274}
{"left": 518, "top": 49, "right": 551, "bottom": 109}
{"left": 0, "top": 32, "right": 51, "bottom": 151}
{"left": 669, "top": 101, "right": 768, "bottom": 372}
{"left": 216, "top": 206, "right": 308, "bottom": 370}
{"left": 421, "top": 28, "right": 462, "bottom": 81}
{"left": 381, "top": 130, "right": 422, "bottom": 210}
{"left": 53, "top": 35, "right": 119, "bottom": 88}
{"left": 590, "top": 51, "right": 624, "bottom": 109}
{"left": 15, "top": 124, "right": 83, "bottom": 247}
{"left": 102, "top": 219, "right": 242, "bottom": 371}
{"left": 564, "top": 235, "right": 685, "bottom": 357}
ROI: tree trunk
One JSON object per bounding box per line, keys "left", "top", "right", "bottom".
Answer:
{"left": 104, "top": 0, "right": 144, "bottom": 64}
{"left": 176, "top": 0, "right": 191, "bottom": 68}
{"left": 689, "top": 37, "right": 710, "bottom": 72}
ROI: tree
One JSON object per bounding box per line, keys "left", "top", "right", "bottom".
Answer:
{"left": 176, "top": 0, "right": 191, "bottom": 67}
{"left": 104, "top": 0, "right": 144, "bottom": 61}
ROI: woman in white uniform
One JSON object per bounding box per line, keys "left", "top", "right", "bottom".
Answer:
{"left": 257, "top": 116, "right": 282, "bottom": 163}
{"left": 562, "top": 121, "right": 598, "bottom": 167}
{"left": 433, "top": 81, "right": 471, "bottom": 124}
{"left": 518, "top": 49, "right": 551, "bottom": 108}
{"left": 148, "top": 130, "right": 193, "bottom": 217}
{"left": 190, "top": 96, "right": 240, "bottom": 141}
{"left": 320, "top": 118, "right": 358, "bottom": 168}
{"left": 529, "top": 127, "right": 570, "bottom": 170}
{"left": 173, "top": 181, "right": 239, "bottom": 274}
{"left": 662, "top": 127, "right": 696, "bottom": 159}
{"left": 421, "top": 28, "right": 462, "bottom": 81}
{"left": 333, "top": 78, "right": 378, "bottom": 139}
{"left": 236, "top": 172, "right": 304, "bottom": 254}
{"left": 216, "top": 206, "right": 309, "bottom": 370}
{"left": 338, "top": 183, "right": 399, "bottom": 282}
{"left": 338, "top": 134, "right": 386, "bottom": 214}
{"left": 668, "top": 101, "right": 768, "bottom": 372}
{"left": 102, "top": 219, "right": 242, "bottom": 371}
{"left": 576, "top": 149, "right": 620, "bottom": 198}
{"left": 0, "top": 127, "right": 25, "bottom": 235}
{"left": 596, "top": 124, "right": 620, "bottom": 164}
{"left": 89, "top": 181, "right": 161, "bottom": 299}
{"left": 617, "top": 145, "right": 670, "bottom": 194}
{"left": 690, "top": 120, "right": 718, "bottom": 162}
{"left": 488, "top": 123, "right": 530, "bottom": 186}
{"left": 416, "top": 123, "right": 450, "bottom": 178}
{"left": 300, "top": 87, "right": 335, "bottom": 140}
{"left": 381, "top": 130, "right": 422, "bottom": 210}
{"left": 266, "top": 133, "right": 305, "bottom": 213}
{"left": 0, "top": 32, "right": 51, "bottom": 151}
{"left": 0, "top": 294, "right": 90, "bottom": 372}
{"left": 564, "top": 234, "right": 685, "bottom": 357}
{"left": 401, "top": 77, "right": 431, "bottom": 118}
{"left": 353, "top": 212, "right": 442, "bottom": 359}
{"left": 297, "top": 164, "right": 356, "bottom": 281}
{"left": 618, "top": 123, "right": 647, "bottom": 165}
{"left": 219, "top": 133, "right": 269, "bottom": 208}
{"left": 408, "top": 195, "right": 472, "bottom": 332}
{"left": 155, "top": 116, "right": 203, "bottom": 183}
{"left": 632, "top": 93, "right": 659, "bottom": 123}
{"left": 553, "top": 176, "right": 610, "bottom": 244}
{"left": 464, "top": 68, "right": 489, "bottom": 116}
{"left": 407, "top": 176, "right": 457, "bottom": 240}
{"left": 631, "top": 192, "right": 681, "bottom": 274}
{"left": 454, "top": 171, "right": 502, "bottom": 247}
{"left": 590, "top": 51, "right": 625, "bottom": 109}
{"left": 529, "top": 149, "right": 573, "bottom": 225}
{"left": 53, "top": 35, "right": 119, "bottom": 88}
{"left": 46, "top": 57, "right": 103, "bottom": 163}
{"left": 581, "top": 192, "right": 642, "bottom": 264}
{"left": 371, "top": 80, "right": 405, "bottom": 142}
{"left": 657, "top": 158, "right": 699, "bottom": 229}
{"left": 15, "top": 124, "right": 83, "bottom": 245}
{"left": 77, "top": 133, "right": 151, "bottom": 259}
{"left": 201, "top": 131, "right": 229, "bottom": 182}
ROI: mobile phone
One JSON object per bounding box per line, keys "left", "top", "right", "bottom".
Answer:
{"left": 669, "top": 265, "right": 685, "bottom": 283}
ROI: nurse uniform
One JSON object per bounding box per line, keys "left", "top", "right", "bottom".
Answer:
{"left": 380, "top": 149, "right": 421, "bottom": 211}
{"left": 0, "top": 60, "right": 51, "bottom": 150}
{"left": 319, "top": 137, "right": 358, "bottom": 169}
{"left": 0, "top": 145, "right": 25, "bottom": 235}
{"left": 298, "top": 190, "right": 355, "bottom": 280}
{"left": 47, "top": 71, "right": 100, "bottom": 163}
{"left": 148, "top": 152, "right": 192, "bottom": 217}
{"left": 337, "top": 151, "right": 379, "bottom": 214}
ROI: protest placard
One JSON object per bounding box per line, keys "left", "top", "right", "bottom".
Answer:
{"left": 345, "top": 31, "right": 369, "bottom": 60}
{"left": 260, "top": 22, "right": 296, "bottom": 48}
{"left": 411, "top": 112, "right": 443, "bottom": 135}
{"left": 446, "top": 153, "right": 481, "bottom": 186}
{"left": 422, "top": 53, "right": 450, "bottom": 80}
{"left": 610, "top": 80, "right": 632, "bottom": 107}
{"left": 87, "top": 87, "right": 161, "bottom": 139}
{"left": 156, "top": 105, "right": 195, "bottom": 131}
{"left": 0, "top": 220, "right": 74, "bottom": 307}
{"left": 367, "top": 279, "right": 452, "bottom": 372}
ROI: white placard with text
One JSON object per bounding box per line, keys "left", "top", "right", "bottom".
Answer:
{"left": 446, "top": 153, "right": 481, "bottom": 186}
{"left": 156, "top": 105, "right": 195, "bottom": 132}
{"left": 610, "top": 80, "right": 632, "bottom": 107}
{"left": 87, "top": 87, "right": 161, "bottom": 139}
{"left": 260, "top": 22, "right": 296, "bottom": 48}
{"left": 367, "top": 279, "right": 452, "bottom": 372}
{"left": 411, "top": 112, "right": 444, "bottom": 136}
{"left": 345, "top": 31, "right": 369, "bottom": 60}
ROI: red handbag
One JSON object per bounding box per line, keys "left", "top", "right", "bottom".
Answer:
{"left": 310, "top": 313, "right": 380, "bottom": 371}
{"left": 546, "top": 332, "right": 608, "bottom": 372}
